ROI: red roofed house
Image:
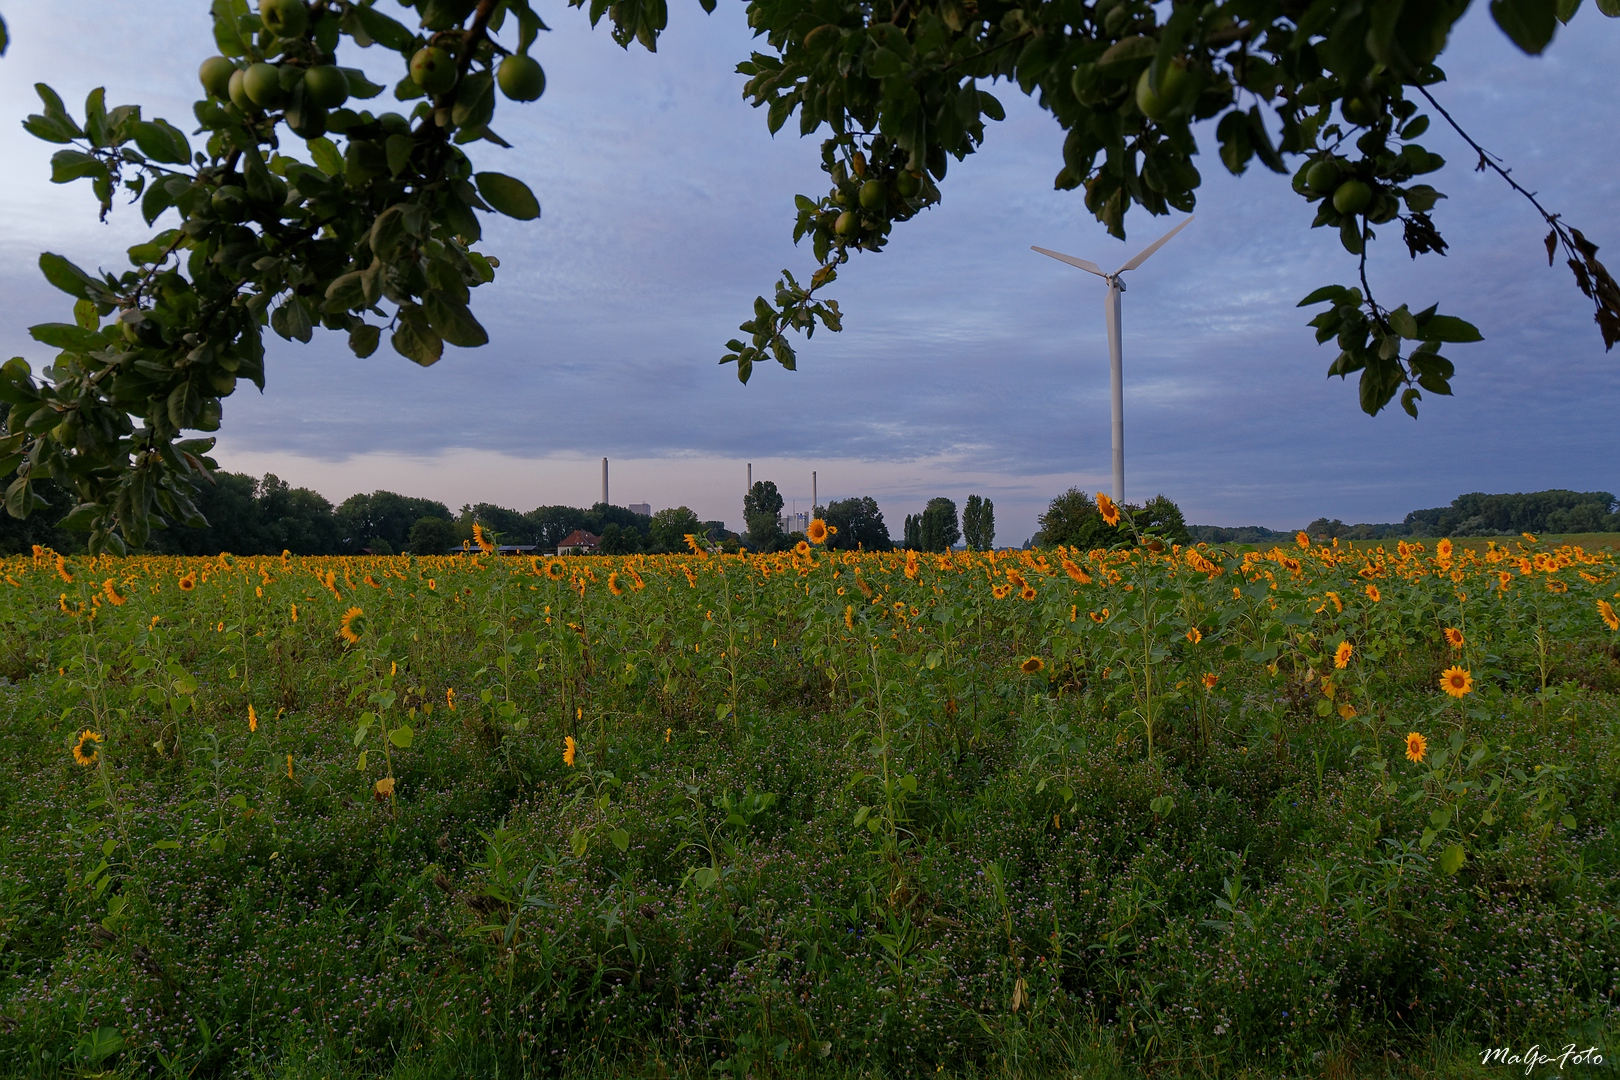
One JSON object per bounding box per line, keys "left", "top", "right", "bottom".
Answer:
{"left": 556, "top": 529, "right": 600, "bottom": 555}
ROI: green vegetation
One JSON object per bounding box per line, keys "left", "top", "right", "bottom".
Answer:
{"left": 1, "top": 526, "right": 1616, "bottom": 1077}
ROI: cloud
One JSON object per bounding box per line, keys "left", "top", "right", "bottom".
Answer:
{"left": 0, "top": 2, "right": 1615, "bottom": 543}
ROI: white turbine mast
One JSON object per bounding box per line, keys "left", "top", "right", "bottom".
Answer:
{"left": 1032, "top": 215, "right": 1194, "bottom": 504}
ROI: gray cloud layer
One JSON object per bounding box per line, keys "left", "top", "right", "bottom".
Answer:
{"left": 0, "top": 2, "right": 1615, "bottom": 541}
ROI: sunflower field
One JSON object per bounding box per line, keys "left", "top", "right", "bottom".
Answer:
{"left": 1, "top": 519, "right": 1618, "bottom": 1077}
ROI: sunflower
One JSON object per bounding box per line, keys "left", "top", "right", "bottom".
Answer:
{"left": 1325, "top": 591, "right": 1343, "bottom": 613}
{"left": 794, "top": 540, "right": 811, "bottom": 557}
{"left": 102, "top": 579, "right": 126, "bottom": 606}
{"left": 1600, "top": 599, "right": 1620, "bottom": 632}
{"left": 1439, "top": 666, "right": 1473, "bottom": 698}
{"left": 72, "top": 729, "right": 103, "bottom": 766}
{"left": 1019, "top": 584, "right": 1037, "bottom": 601}
{"left": 904, "top": 551, "right": 920, "bottom": 580}
{"left": 338, "top": 606, "right": 365, "bottom": 645}
{"left": 1404, "top": 731, "right": 1428, "bottom": 763}
{"left": 684, "top": 533, "right": 702, "bottom": 554}
{"left": 1436, "top": 538, "right": 1454, "bottom": 563}
{"left": 1334, "top": 640, "right": 1353, "bottom": 669}
{"left": 1295, "top": 531, "right": 1310, "bottom": 550}
{"left": 1096, "top": 492, "right": 1121, "bottom": 527}
{"left": 1364, "top": 584, "right": 1381, "bottom": 603}
{"left": 473, "top": 523, "right": 495, "bottom": 554}
{"left": 1186, "top": 627, "right": 1202, "bottom": 645}
{"left": 844, "top": 605, "right": 854, "bottom": 630}
{"left": 544, "top": 559, "right": 565, "bottom": 580}
{"left": 1201, "top": 672, "right": 1218, "bottom": 690}
{"left": 807, "top": 518, "right": 828, "bottom": 544}
{"left": 608, "top": 572, "right": 625, "bottom": 596}
{"left": 563, "top": 735, "right": 578, "bottom": 768}
{"left": 178, "top": 574, "right": 196, "bottom": 592}
{"left": 446, "top": 687, "right": 456, "bottom": 711}
{"left": 1443, "top": 627, "right": 1465, "bottom": 649}
{"left": 991, "top": 584, "right": 1011, "bottom": 600}
{"left": 248, "top": 704, "right": 258, "bottom": 733}
{"left": 1061, "top": 558, "right": 1092, "bottom": 584}
{"left": 1089, "top": 608, "right": 1110, "bottom": 623}
{"left": 1546, "top": 579, "right": 1568, "bottom": 594}
{"left": 1019, "top": 656, "right": 1045, "bottom": 675}
{"left": 290, "top": 603, "right": 298, "bottom": 623}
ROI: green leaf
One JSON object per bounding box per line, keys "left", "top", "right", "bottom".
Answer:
{"left": 388, "top": 725, "right": 414, "bottom": 748}
{"left": 423, "top": 291, "right": 489, "bottom": 347}
{"left": 385, "top": 134, "right": 413, "bottom": 178}
{"left": 133, "top": 120, "right": 191, "bottom": 164}
{"left": 1491, "top": 0, "right": 1558, "bottom": 52}
{"left": 212, "top": 0, "right": 248, "bottom": 56}
{"left": 391, "top": 309, "right": 443, "bottom": 367}
{"left": 50, "top": 150, "right": 106, "bottom": 185}
{"left": 29, "top": 322, "right": 104, "bottom": 351}
{"left": 1438, "top": 843, "right": 1466, "bottom": 875}
{"left": 1297, "top": 285, "right": 1349, "bottom": 307}
{"left": 38, "top": 253, "right": 105, "bottom": 301}
{"left": 475, "top": 172, "right": 540, "bottom": 220}
{"left": 1598, "top": 0, "right": 1620, "bottom": 15}
{"left": 354, "top": 6, "right": 416, "bottom": 51}
{"left": 308, "top": 136, "right": 344, "bottom": 177}
{"left": 349, "top": 324, "right": 381, "bottom": 358}
{"left": 610, "top": 828, "right": 630, "bottom": 852}
{"left": 1417, "top": 314, "right": 1483, "bottom": 343}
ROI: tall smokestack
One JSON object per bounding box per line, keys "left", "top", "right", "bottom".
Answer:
{"left": 602, "top": 458, "right": 608, "bottom": 506}
{"left": 812, "top": 470, "right": 817, "bottom": 515}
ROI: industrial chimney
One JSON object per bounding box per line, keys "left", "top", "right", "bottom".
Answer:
{"left": 602, "top": 458, "right": 608, "bottom": 506}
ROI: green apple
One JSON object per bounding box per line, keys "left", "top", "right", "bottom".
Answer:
{"left": 1332, "top": 179, "right": 1373, "bottom": 215}
{"left": 243, "top": 62, "right": 286, "bottom": 109}
{"left": 496, "top": 55, "right": 545, "bottom": 102}
{"left": 258, "top": 0, "right": 308, "bottom": 39}
{"left": 199, "top": 57, "right": 237, "bottom": 100}
{"left": 410, "top": 47, "right": 457, "bottom": 96}
{"left": 302, "top": 65, "right": 350, "bottom": 108}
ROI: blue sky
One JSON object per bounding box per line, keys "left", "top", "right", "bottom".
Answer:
{"left": 1, "top": 1, "right": 1616, "bottom": 543}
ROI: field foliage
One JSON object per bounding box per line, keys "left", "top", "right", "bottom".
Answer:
{"left": 1, "top": 528, "right": 1618, "bottom": 1077}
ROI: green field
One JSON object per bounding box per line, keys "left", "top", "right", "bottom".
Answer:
{"left": 1, "top": 538, "right": 1616, "bottom": 1078}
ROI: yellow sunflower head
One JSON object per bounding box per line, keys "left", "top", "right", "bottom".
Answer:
{"left": 1599, "top": 599, "right": 1620, "bottom": 632}
{"left": 991, "top": 584, "right": 1010, "bottom": 600}
{"left": 1365, "top": 584, "right": 1381, "bottom": 603}
{"left": 1295, "top": 531, "right": 1310, "bottom": 550}
{"left": 339, "top": 606, "right": 365, "bottom": 645}
{"left": 608, "top": 572, "right": 625, "bottom": 596}
{"left": 1096, "top": 492, "right": 1121, "bottom": 527}
{"left": 1334, "top": 640, "right": 1353, "bottom": 669}
{"left": 1443, "top": 627, "right": 1465, "bottom": 649}
{"left": 1019, "top": 584, "right": 1037, "bottom": 601}
{"left": 72, "top": 729, "right": 103, "bottom": 766}
{"left": 178, "top": 574, "right": 196, "bottom": 592}
{"left": 1186, "top": 627, "right": 1202, "bottom": 645}
{"left": 1439, "top": 666, "right": 1473, "bottom": 699}
{"left": 1019, "top": 656, "right": 1045, "bottom": 675}
{"left": 1404, "top": 731, "right": 1428, "bottom": 763}
{"left": 563, "top": 735, "right": 578, "bottom": 768}
{"left": 1201, "top": 671, "right": 1219, "bottom": 690}
{"left": 807, "top": 519, "right": 828, "bottom": 545}
{"left": 794, "top": 540, "right": 811, "bottom": 557}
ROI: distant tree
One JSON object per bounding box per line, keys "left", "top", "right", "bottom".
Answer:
{"left": 1037, "top": 488, "right": 1113, "bottom": 550}
{"left": 336, "top": 491, "right": 452, "bottom": 554}
{"left": 1406, "top": 490, "right": 1618, "bottom": 536}
{"left": 823, "top": 496, "right": 892, "bottom": 551}
{"left": 409, "top": 516, "right": 458, "bottom": 555}
{"left": 650, "top": 506, "right": 703, "bottom": 552}
{"left": 962, "top": 494, "right": 995, "bottom": 551}
{"left": 159, "top": 472, "right": 264, "bottom": 555}
{"left": 599, "top": 522, "right": 641, "bottom": 555}
{"left": 258, "top": 474, "right": 340, "bottom": 555}
{"left": 744, "top": 481, "right": 786, "bottom": 551}
{"left": 365, "top": 537, "right": 396, "bottom": 556}
{"left": 919, "top": 498, "right": 960, "bottom": 553}
{"left": 1138, "top": 495, "right": 1191, "bottom": 545}
{"left": 463, "top": 503, "right": 536, "bottom": 545}
{"left": 700, "top": 520, "right": 735, "bottom": 543}
{"left": 526, "top": 505, "right": 591, "bottom": 551}
{"left": 903, "top": 513, "right": 921, "bottom": 550}
{"left": 585, "top": 502, "right": 653, "bottom": 539}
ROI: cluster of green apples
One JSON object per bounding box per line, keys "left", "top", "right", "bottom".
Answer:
{"left": 824, "top": 149, "right": 930, "bottom": 245}
{"left": 197, "top": 0, "right": 547, "bottom": 143}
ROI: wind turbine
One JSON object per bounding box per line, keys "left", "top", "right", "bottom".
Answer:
{"left": 1032, "top": 216, "right": 1194, "bottom": 504}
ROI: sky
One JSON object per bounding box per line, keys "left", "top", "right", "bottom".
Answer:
{"left": 0, "top": 2, "right": 1616, "bottom": 544}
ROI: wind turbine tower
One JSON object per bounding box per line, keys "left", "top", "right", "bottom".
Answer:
{"left": 1032, "top": 216, "right": 1193, "bottom": 503}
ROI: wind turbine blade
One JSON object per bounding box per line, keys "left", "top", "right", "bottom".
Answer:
{"left": 1115, "top": 216, "right": 1194, "bottom": 274}
{"left": 1031, "top": 246, "right": 1106, "bottom": 277}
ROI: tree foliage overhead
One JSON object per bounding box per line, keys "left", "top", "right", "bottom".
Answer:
{"left": 5, "top": 0, "right": 1618, "bottom": 553}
